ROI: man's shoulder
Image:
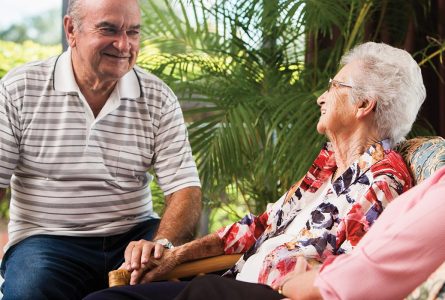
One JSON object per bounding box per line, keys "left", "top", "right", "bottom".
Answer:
{"left": 133, "top": 65, "right": 164, "bottom": 85}
{"left": 2, "top": 56, "right": 58, "bottom": 87}
{"left": 133, "top": 65, "right": 176, "bottom": 99}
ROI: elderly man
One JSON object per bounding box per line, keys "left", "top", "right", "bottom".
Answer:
{"left": 0, "top": 0, "right": 201, "bottom": 299}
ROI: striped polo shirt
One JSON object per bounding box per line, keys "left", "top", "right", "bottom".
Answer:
{"left": 0, "top": 49, "right": 201, "bottom": 251}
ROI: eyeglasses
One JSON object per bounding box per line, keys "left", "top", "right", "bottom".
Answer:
{"left": 328, "top": 78, "right": 353, "bottom": 92}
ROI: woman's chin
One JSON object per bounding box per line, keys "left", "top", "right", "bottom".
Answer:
{"left": 316, "top": 124, "right": 325, "bottom": 135}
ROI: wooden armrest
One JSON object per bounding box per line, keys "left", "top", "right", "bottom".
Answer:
{"left": 108, "top": 254, "right": 242, "bottom": 287}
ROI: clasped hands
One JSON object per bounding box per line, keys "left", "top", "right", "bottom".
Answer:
{"left": 121, "top": 239, "right": 181, "bottom": 285}
{"left": 271, "top": 256, "right": 320, "bottom": 300}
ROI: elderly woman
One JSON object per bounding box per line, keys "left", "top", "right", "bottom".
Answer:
{"left": 175, "top": 165, "right": 445, "bottom": 300}
{"left": 85, "top": 42, "right": 425, "bottom": 300}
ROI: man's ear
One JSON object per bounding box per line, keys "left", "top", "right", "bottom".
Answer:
{"left": 356, "top": 98, "right": 377, "bottom": 119}
{"left": 63, "top": 15, "right": 76, "bottom": 48}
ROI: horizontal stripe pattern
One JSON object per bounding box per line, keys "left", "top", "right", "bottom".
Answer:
{"left": 0, "top": 57, "right": 200, "bottom": 250}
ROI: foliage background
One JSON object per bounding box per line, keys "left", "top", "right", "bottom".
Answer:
{"left": 0, "top": 0, "right": 443, "bottom": 235}
{"left": 134, "top": 0, "right": 441, "bottom": 234}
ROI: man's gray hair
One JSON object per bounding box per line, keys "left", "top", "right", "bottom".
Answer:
{"left": 67, "top": 0, "right": 83, "bottom": 28}
{"left": 341, "top": 42, "right": 426, "bottom": 146}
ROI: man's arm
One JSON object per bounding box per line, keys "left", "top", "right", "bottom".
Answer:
{"left": 154, "top": 186, "right": 202, "bottom": 245}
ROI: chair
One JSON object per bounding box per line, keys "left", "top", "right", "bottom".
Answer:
{"left": 395, "top": 136, "right": 445, "bottom": 185}
{"left": 396, "top": 136, "right": 445, "bottom": 300}
{"left": 109, "top": 136, "right": 445, "bottom": 297}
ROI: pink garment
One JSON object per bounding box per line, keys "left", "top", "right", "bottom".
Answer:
{"left": 315, "top": 166, "right": 445, "bottom": 300}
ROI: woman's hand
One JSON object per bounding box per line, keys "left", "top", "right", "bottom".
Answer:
{"left": 272, "top": 256, "right": 311, "bottom": 293}
{"left": 132, "top": 247, "right": 183, "bottom": 284}
{"left": 272, "top": 257, "right": 322, "bottom": 300}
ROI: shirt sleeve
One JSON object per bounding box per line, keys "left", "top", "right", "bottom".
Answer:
{"left": 0, "top": 80, "right": 20, "bottom": 188}
{"left": 315, "top": 172, "right": 445, "bottom": 300}
{"left": 217, "top": 194, "right": 287, "bottom": 254}
{"left": 152, "top": 87, "right": 201, "bottom": 195}
{"left": 335, "top": 154, "right": 412, "bottom": 252}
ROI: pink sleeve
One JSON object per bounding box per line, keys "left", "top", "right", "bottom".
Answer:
{"left": 315, "top": 177, "right": 445, "bottom": 300}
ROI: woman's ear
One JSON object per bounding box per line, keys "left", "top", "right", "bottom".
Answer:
{"left": 356, "top": 98, "right": 377, "bottom": 119}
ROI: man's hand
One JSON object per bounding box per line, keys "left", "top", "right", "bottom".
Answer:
{"left": 122, "top": 232, "right": 224, "bottom": 285}
{"left": 124, "top": 239, "right": 164, "bottom": 271}
{"left": 123, "top": 239, "right": 182, "bottom": 285}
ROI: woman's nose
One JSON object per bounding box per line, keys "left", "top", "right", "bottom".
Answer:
{"left": 317, "top": 91, "right": 327, "bottom": 106}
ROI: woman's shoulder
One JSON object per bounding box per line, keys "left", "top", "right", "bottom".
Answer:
{"left": 369, "top": 149, "right": 413, "bottom": 187}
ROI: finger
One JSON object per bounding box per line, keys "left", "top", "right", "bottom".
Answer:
{"left": 294, "top": 256, "right": 309, "bottom": 273}
{"left": 143, "top": 258, "right": 161, "bottom": 270}
{"left": 124, "top": 242, "right": 136, "bottom": 270}
{"left": 130, "top": 241, "right": 147, "bottom": 270}
{"left": 139, "top": 268, "right": 160, "bottom": 284}
{"left": 141, "top": 242, "right": 155, "bottom": 264}
{"left": 153, "top": 243, "right": 165, "bottom": 259}
{"left": 130, "top": 268, "right": 145, "bottom": 285}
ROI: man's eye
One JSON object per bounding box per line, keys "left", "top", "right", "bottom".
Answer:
{"left": 127, "top": 30, "right": 140, "bottom": 36}
{"left": 101, "top": 28, "right": 117, "bottom": 35}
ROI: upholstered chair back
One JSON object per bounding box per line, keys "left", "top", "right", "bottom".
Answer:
{"left": 395, "top": 136, "right": 445, "bottom": 300}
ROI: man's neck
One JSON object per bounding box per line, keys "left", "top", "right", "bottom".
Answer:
{"left": 72, "top": 69, "right": 117, "bottom": 117}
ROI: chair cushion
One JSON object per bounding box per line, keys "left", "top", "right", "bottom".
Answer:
{"left": 395, "top": 136, "right": 445, "bottom": 185}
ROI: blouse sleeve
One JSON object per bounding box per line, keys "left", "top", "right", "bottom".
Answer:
{"left": 217, "top": 194, "right": 287, "bottom": 254}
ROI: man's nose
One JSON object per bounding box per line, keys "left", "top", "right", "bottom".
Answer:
{"left": 113, "top": 32, "right": 130, "bottom": 52}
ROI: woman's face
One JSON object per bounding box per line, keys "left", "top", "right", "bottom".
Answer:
{"left": 316, "top": 62, "right": 360, "bottom": 137}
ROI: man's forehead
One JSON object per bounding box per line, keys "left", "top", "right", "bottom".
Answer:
{"left": 80, "top": 0, "right": 141, "bottom": 19}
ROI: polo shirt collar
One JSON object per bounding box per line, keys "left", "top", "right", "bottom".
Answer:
{"left": 53, "top": 47, "right": 141, "bottom": 99}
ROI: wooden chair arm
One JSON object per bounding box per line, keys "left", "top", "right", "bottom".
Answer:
{"left": 108, "top": 254, "right": 242, "bottom": 287}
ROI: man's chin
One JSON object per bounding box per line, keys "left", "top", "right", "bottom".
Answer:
{"left": 101, "top": 68, "right": 131, "bottom": 80}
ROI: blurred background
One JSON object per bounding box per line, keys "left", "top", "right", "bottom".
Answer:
{"left": 0, "top": 0, "right": 444, "bottom": 256}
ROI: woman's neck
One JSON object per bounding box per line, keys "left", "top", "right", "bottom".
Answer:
{"left": 329, "top": 128, "right": 380, "bottom": 174}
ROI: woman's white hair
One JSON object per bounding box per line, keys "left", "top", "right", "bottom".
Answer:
{"left": 341, "top": 42, "right": 426, "bottom": 146}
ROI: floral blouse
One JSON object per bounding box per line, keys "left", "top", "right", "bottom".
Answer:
{"left": 217, "top": 140, "right": 412, "bottom": 286}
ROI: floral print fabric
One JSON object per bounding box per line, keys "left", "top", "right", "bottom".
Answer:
{"left": 217, "top": 140, "right": 412, "bottom": 286}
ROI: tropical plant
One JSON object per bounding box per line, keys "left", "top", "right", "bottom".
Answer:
{"left": 136, "top": 0, "right": 438, "bottom": 224}
{"left": 0, "top": 40, "right": 61, "bottom": 78}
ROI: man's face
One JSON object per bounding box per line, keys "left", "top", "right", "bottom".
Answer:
{"left": 67, "top": 0, "right": 141, "bottom": 83}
